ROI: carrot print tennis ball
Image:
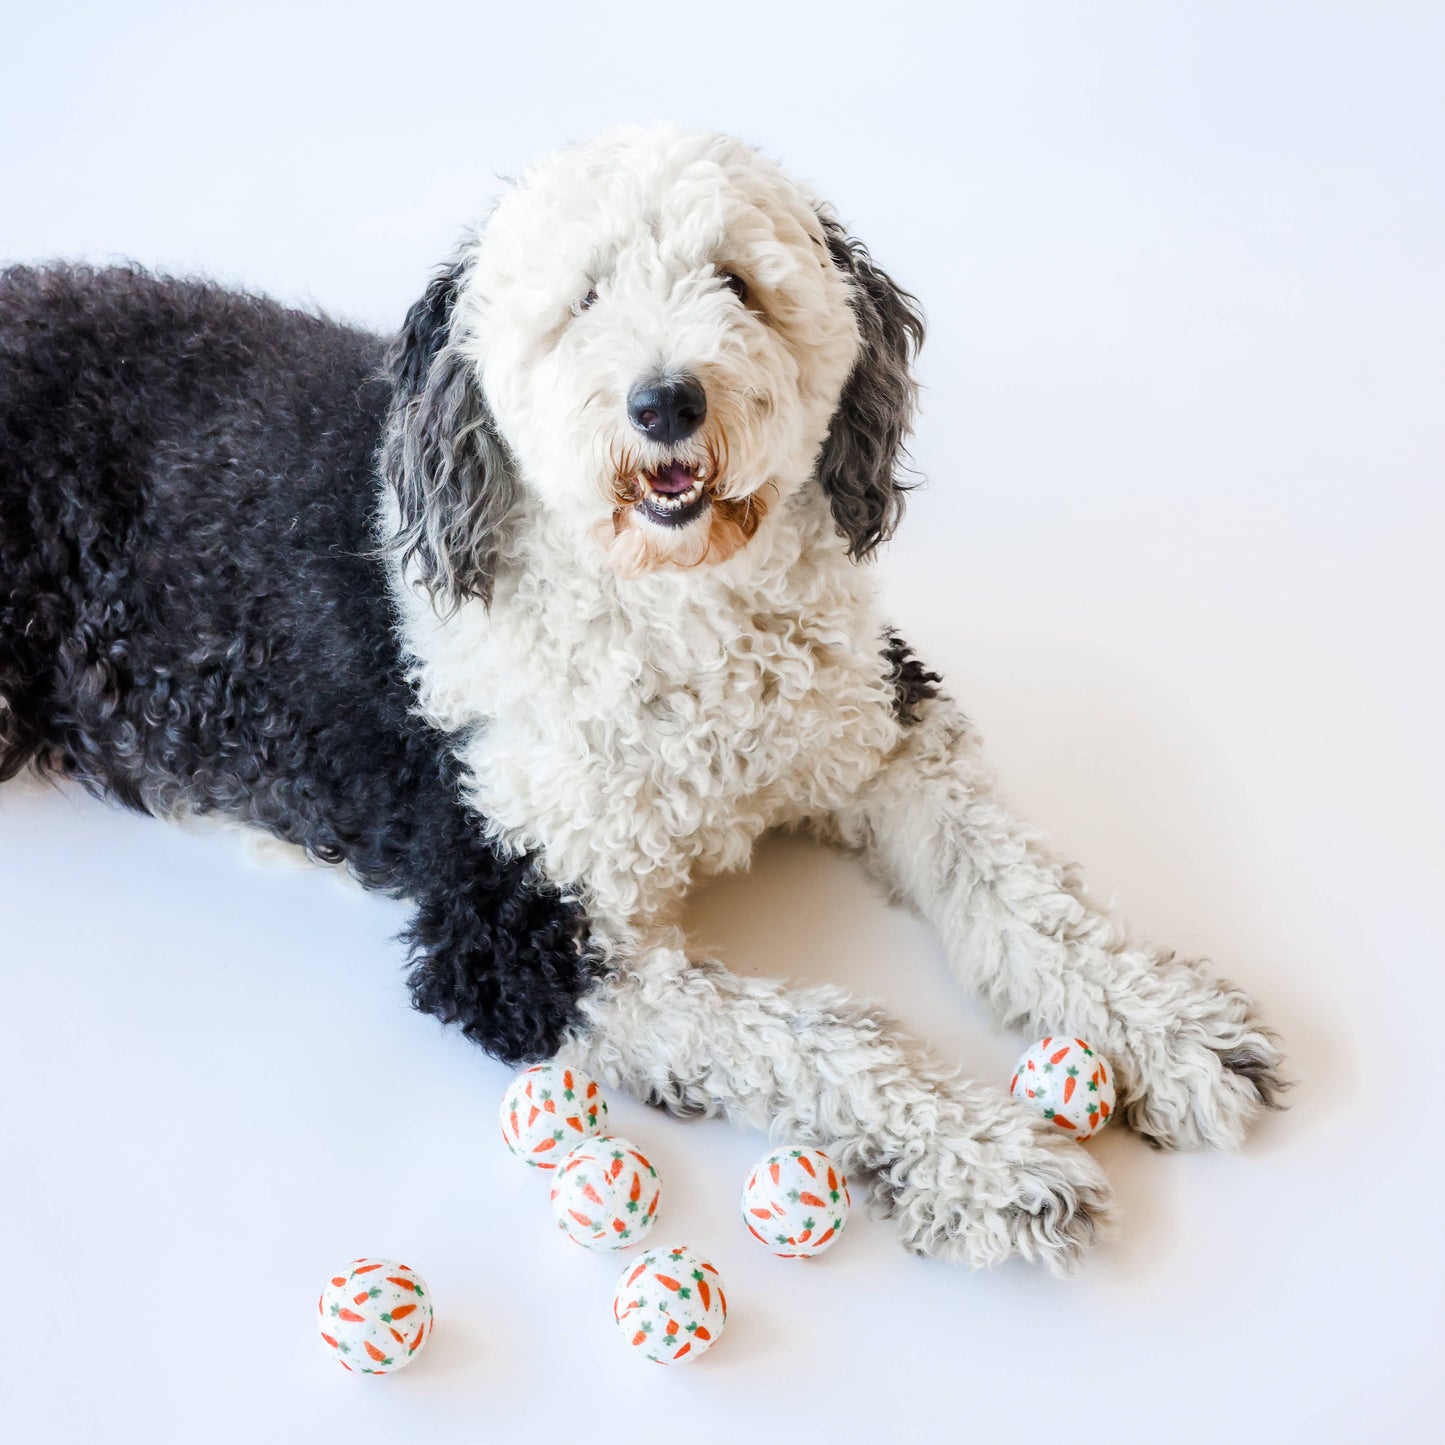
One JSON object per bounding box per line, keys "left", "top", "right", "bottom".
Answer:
{"left": 550, "top": 1136, "right": 661, "bottom": 1250}
{"left": 500, "top": 1063, "right": 608, "bottom": 1169}
{"left": 1010, "top": 1037, "right": 1116, "bottom": 1140}
{"left": 613, "top": 1246, "right": 728, "bottom": 1364}
{"left": 317, "top": 1259, "right": 433, "bottom": 1375}
{"left": 741, "top": 1146, "right": 850, "bottom": 1258}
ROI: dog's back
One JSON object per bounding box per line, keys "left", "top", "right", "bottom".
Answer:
{"left": 0, "top": 261, "right": 601, "bottom": 1059}
{"left": 0, "top": 265, "right": 418, "bottom": 855}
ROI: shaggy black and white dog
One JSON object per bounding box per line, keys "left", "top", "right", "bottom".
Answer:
{"left": 0, "top": 125, "right": 1281, "bottom": 1273}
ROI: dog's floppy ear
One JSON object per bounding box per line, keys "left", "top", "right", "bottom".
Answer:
{"left": 382, "top": 256, "right": 516, "bottom": 609}
{"left": 815, "top": 216, "right": 925, "bottom": 559}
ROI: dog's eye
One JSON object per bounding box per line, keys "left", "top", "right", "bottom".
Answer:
{"left": 720, "top": 270, "right": 749, "bottom": 304}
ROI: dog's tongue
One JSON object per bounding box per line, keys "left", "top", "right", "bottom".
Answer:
{"left": 647, "top": 463, "right": 697, "bottom": 495}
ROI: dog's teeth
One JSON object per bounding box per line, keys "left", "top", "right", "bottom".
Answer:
{"left": 645, "top": 482, "right": 702, "bottom": 513}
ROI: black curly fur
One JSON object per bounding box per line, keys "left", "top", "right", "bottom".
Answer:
{"left": 0, "top": 263, "right": 599, "bottom": 1063}
{"left": 815, "top": 217, "right": 926, "bottom": 560}
{"left": 882, "top": 631, "right": 942, "bottom": 726}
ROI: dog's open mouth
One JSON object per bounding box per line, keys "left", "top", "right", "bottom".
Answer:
{"left": 637, "top": 462, "right": 710, "bottom": 528}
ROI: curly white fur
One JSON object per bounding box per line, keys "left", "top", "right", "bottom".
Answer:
{"left": 387, "top": 123, "right": 1282, "bottom": 1271}
{"left": 397, "top": 484, "right": 900, "bottom": 928}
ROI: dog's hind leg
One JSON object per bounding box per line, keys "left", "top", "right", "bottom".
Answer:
{"left": 831, "top": 691, "right": 1285, "bottom": 1152}
{"left": 561, "top": 942, "right": 1115, "bottom": 1275}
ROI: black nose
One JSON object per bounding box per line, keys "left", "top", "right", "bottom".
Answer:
{"left": 627, "top": 375, "right": 707, "bottom": 444}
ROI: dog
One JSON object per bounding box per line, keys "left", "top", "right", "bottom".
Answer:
{"left": 0, "top": 124, "right": 1282, "bottom": 1274}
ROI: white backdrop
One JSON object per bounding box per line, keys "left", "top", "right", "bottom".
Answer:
{"left": 2, "top": 4, "right": 1442, "bottom": 1441}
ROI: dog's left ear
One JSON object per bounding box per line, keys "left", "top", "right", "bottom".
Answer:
{"left": 815, "top": 216, "right": 926, "bottom": 559}
{"left": 382, "top": 256, "right": 516, "bottom": 610}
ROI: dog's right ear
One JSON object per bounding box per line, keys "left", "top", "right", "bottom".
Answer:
{"left": 382, "top": 256, "right": 516, "bottom": 610}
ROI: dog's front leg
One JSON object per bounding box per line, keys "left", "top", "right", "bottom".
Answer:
{"left": 830, "top": 694, "right": 1284, "bottom": 1151}
{"left": 560, "top": 942, "right": 1115, "bottom": 1275}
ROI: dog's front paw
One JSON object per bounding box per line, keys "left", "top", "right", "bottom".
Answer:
{"left": 1118, "top": 968, "right": 1286, "bottom": 1151}
{"left": 871, "top": 1090, "right": 1117, "bottom": 1276}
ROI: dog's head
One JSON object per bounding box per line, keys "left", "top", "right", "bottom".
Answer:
{"left": 384, "top": 126, "right": 923, "bottom": 603}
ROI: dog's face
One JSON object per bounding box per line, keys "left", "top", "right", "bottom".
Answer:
{"left": 384, "top": 126, "right": 923, "bottom": 602}
{"left": 465, "top": 128, "right": 861, "bottom": 576}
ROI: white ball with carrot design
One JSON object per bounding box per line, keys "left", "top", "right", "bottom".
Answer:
{"left": 549, "top": 1135, "right": 661, "bottom": 1250}
{"left": 1010, "top": 1036, "right": 1116, "bottom": 1140}
{"left": 500, "top": 1062, "right": 608, "bottom": 1169}
{"left": 741, "top": 1146, "right": 850, "bottom": 1258}
{"left": 317, "top": 1259, "right": 433, "bottom": 1375}
{"left": 613, "top": 1245, "right": 727, "bottom": 1364}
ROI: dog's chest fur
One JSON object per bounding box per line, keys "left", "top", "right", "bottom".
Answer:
{"left": 396, "top": 489, "right": 903, "bottom": 927}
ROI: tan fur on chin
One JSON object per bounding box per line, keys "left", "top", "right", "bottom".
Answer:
{"left": 595, "top": 490, "right": 770, "bottom": 578}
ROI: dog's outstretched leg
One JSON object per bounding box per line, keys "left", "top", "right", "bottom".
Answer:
{"left": 832, "top": 695, "right": 1285, "bottom": 1151}
{"left": 561, "top": 944, "right": 1115, "bottom": 1275}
